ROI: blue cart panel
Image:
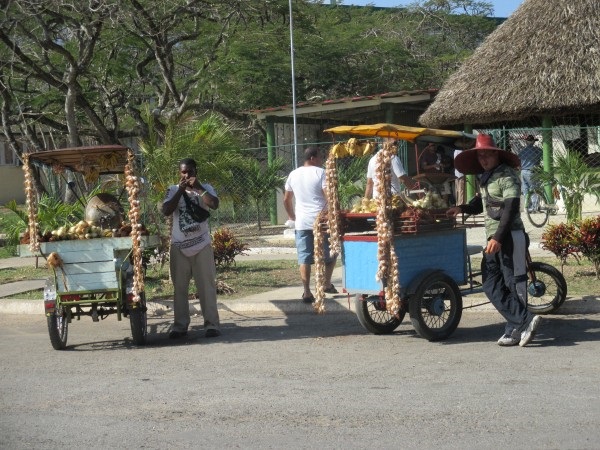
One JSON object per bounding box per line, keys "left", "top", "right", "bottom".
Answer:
{"left": 342, "top": 228, "right": 467, "bottom": 296}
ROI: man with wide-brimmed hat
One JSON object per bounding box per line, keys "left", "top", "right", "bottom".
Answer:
{"left": 447, "top": 134, "right": 541, "bottom": 347}
{"left": 519, "top": 135, "right": 543, "bottom": 208}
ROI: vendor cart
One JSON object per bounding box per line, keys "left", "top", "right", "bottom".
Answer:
{"left": 320, "top": 124, "right": 566, "bottom": 341}
{"left": 19, "top": 145, "right": 157, "bottom": 349}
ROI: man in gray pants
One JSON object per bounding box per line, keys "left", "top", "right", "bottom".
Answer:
{"left": 447, "top": 135, "right": 541, "bottom": 347}
{"left": 162, "top": 158, "right": 221, "bottom": 339}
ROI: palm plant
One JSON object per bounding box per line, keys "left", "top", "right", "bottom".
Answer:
{"left": 534, "top": 150, "right": 600, "bottom": 223}
{"left": 240, "top": 157, "right": 286, "bottom": 229}
{"left": 138, "top": 112, "right": 245, "bottom": 233}
{"left": 1, "top": 195, "right": 86, "bottom": 252}
{"left": 336, "top": 155, "right": 370, "bottom": 209}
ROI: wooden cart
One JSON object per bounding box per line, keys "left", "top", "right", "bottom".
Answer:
{"left": 20, "top": 145, "right": 157, "bottom": 349}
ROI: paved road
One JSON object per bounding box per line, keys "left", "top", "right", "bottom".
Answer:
{"left": 1, "top": 311, "right": 599, "bottom": 449}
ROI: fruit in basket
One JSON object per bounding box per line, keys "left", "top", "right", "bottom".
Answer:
{"left": 411, "top": 191, "right": 448, "bottom": 209}
{"left": 350, "top": 197, "right": 377, "bottom": 213}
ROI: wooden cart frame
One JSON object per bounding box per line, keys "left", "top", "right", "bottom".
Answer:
{"left": 20, "top": 145, "right": 156, "bottom": 349}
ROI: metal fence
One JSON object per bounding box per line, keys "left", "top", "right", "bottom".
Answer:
{"left": 209, "top": 125, "right": 600, "bottom": 239}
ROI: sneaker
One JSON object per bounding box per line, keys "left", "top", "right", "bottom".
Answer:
{"left": 169, "top": 330, "right": 188, "bottom": 339}
{"left": 497, "top": 334, "right": 520, "bottom": 346}
{"left": 324, "top": 284, "right": 338, "bottom": 294}
{"left": 205, "top": 328, "right": 221, "bottom": 338}
{"left": 519, "top": 315, "right": 541, "bottom": 347}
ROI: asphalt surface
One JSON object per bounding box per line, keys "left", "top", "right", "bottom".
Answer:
{"left": 2, "top": 311, "right": 600, "bottom": 449}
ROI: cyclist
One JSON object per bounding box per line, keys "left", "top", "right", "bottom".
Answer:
{"left": 518, "top": 135, "right": 543, "bottom": 211}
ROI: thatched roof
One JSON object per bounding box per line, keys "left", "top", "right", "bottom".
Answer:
{"left": 419, "top": 0, "right": 600, "bottom": 127}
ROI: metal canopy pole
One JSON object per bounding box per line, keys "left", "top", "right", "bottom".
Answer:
{"left": 288, "top": 0, "right": 298, "bottom": 168}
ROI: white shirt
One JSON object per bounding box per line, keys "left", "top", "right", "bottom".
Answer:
{"left": 366, "top": 153, "right": 407, "bottom": 198}
{"left": 163, "top": 183, "right": 217, "bottom": 257}
{"left": 454, "top": 149, "right": 464, "bottom": 178}
{"left": 284, "top": 166, "right": 327, "bottom": 230}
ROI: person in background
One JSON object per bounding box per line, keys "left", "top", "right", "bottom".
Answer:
{"left": 446, "top": 134, "right": 541, "bottom": 347}
{"left": 419, "top": 142, "right": 441, "bottom": 173}
{"left": 518, "top": 134, "right": 543, "bottom": 210}
{"left": 283, "top": 147, "right": 338, "bottom": 303}
{"left": 162, "top": 158, "right": 221, "bottom": 339}
{"left": 365, "top": 139, "right": 416, "bottom": 199}
{"left": 453, "top": 137, "right": 474, "bottom": 206}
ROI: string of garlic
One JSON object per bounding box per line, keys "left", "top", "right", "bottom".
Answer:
{"left": 22, "top": 154, "right": 40, "bottom": 253}
{"left": 125, "top": 150, "right": 144, "bottom": 302}
{"left": 312, "top": 210, "right": 327, "bottom": 314}
{"left": 325, "top": 150, "right": 342, "bottom": 256}
{"left": 374, "top": 141, "right": 401, "bottom": 315}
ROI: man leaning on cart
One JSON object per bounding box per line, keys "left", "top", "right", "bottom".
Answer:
{"left": 446, "top": 134, "right": 542, "bottom": 347}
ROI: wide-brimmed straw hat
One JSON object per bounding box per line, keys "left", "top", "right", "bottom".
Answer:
{"left": 454, "top": 134, "right": 521, "bottom": 175}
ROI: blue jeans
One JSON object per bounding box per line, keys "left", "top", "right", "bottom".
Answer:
{"left": 521, "top": 169, "right": 535, "bottom": 198}
{"left": 295, "top": 230, "right": 335, "bottom": 265}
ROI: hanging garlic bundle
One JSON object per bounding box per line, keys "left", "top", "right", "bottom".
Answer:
{"left": 324, "top": 149, "right": 342, "bottom": 256}
{"left": 124, "top": 150, "right": 144, "bottom": 303}
{"left": 312, "top": 147, "right": 342, "bottom": 313}
{"left": 374, "top": 141, "right": 401, "bottom": 315}
{"left": 22, "top": 154, "right": 40, "bottom": 253}
{"left": 312, "top": 210, "right": 327, "bottom": 314}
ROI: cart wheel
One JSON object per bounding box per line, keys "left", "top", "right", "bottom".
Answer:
{"left": 526, "top": 262, "right": 567, "bottom": 314}
{"left": 409, "top": 273, "right": 462, "bottom": 341}
{"left": 129, "top": 293, "right": 147, "bottom": 346}
{"left": 47, "top": 306, "right": 68, "bottom": 350}
{"left": 355, "top": 294, "right": 405, "bottom": 335}
{"left": 481, "top": 260, "right": 567, "bottom": 315}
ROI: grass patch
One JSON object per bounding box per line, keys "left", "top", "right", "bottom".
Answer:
{"left": 0, "top": 259, "right": 301, "bottom": 300}
{"left": 1, "top": 256, "right": 598, "bottom": 300}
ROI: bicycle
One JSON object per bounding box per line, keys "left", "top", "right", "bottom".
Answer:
{"left": 524, "top": 183, "right": 559, "bottom": 228}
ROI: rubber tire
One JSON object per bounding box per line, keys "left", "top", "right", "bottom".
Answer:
{"left": 525, "top": 192, "right": 550, "bottom": 228}
{"left": 129, "top": 293, "right": 147, "bottom": 346}
{"left": 526, "top": 261, "right": 568, "bottom": 314}
{"left": 47, "top": 307, "right": 68, "bottom": 350}
{"left": 355, "top": 294, "right": 405, "bottom": 335}
{"left": 409, "top": 273, "right": 462, "bottom": 341}
{"left": 481, "top": 259, "right": 567, "bottom": 315}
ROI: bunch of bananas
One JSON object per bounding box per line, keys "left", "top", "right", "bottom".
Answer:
{"left": 329, "top": 139, "right": 376, "bottom": 159}
{"left": 391, "top": 194, "right": 405, "bottom": 210}
{"left": 83, "top": 166, "right": 100, "bottom": 183}
{"left": 98, "top": 152, "right": 119, "bottom": 171}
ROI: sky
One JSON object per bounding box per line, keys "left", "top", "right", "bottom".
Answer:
{"left": 339, "top": 0, "right": 524, "bottom": 18}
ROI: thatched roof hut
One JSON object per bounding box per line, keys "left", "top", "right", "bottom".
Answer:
{"left": 419, "top": 0, "right": 600, "bottom": 128}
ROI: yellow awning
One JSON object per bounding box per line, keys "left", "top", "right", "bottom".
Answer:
{"left": 324, "top": 123, "right": 474, "bottom": 145}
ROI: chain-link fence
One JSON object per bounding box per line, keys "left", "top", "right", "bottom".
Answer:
{"left": 210, "top": 124, "right": 600, "bottom": 240}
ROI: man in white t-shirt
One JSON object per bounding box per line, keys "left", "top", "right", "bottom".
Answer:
{"left": 283, "top": 147, "right": 337, "bottom": 303}
{"left": 162, "top": 158, "right": 221, "bottom": 339}
{"left": 364, "top": 140, "right": 416, "bottom": 199}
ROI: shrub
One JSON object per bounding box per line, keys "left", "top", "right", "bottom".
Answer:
{"left": 212, "top": 228, "right": 249, "bottom": 268}
{"left": 577, "top": 216, "right": 600, "bottom": 279}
